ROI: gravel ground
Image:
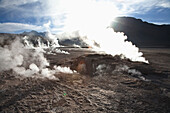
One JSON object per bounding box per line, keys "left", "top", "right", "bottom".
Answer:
{"left": 0, "top": 48, "right": 170, "bottom": 113}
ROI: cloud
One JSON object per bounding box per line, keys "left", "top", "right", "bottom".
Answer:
{"left": 151, "top": 22, "right": 170, "bottom": 25}
{"left": 159, "top": 1, "right": 170, "bottom": 8}
{"left": 0, "top": 0, "right": 38, "bottom": 7}
{"left": 0, "top": 0, "right": 170, "bottom": 33}
{"left": 108, "top": 0, "right": 170, "bottom": 14}
{"left": 0, "top": 22, "right": 64, "bottom": 33}
{"left": 41, "top": 0, "right": 170, "bottom": 29}
{"left": 0, "top": 22, "right": 43, "bottom": 32}
{"left": 1, "top": 0, "right": 169, "bottom": 18}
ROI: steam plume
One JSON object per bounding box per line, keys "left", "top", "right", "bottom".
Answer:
{"left": 0, "top": 38, "right": 75, "bottom": 79}
{"left": 58, "top": 0, "right": 148, "bottom": 63}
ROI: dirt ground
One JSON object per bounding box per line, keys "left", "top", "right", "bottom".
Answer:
{"left": 0, "top": 48, "right": 170, "bottom": 113}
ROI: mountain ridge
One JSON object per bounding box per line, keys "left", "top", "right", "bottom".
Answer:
{"left": 111, "top": 17, "right": 170, "bottom": 47}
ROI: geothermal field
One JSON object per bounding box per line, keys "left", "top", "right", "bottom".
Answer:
{"left": 0, "top": 32, "right": 170, "bottom": 113}
{"left": 0, "top": 0, "right": 170, "bottom": 112}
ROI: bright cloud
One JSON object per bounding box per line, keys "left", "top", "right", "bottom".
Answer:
{"left": 0, "top": 23, "right": 43, "bottom": 32}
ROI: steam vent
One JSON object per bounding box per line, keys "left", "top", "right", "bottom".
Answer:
{"left": 70, "top": 54, "right": 147, "bottom": 76}
{"left": 71, "top": 54, "right": 124, "bottom": 76}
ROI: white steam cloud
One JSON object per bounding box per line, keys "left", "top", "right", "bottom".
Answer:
{"left": 114, "top": 64, "right": 148, "bottom": 81}
{"left": 23, "top": 29, "right": 69, "bottom": 55}
{"left": 0, "top": 38, "right": 75, "bottom": 79}
{"left": 114, "top": 65, "right": 142, "bottom": 75}
{"left": 55, "top": 0, "right": 148, "bottom": 63}
{"left": 95, "top": 64, "right": 147, "bottom": 81}
{"left": 80, "top": 28, "right": 148, "bottom": 63}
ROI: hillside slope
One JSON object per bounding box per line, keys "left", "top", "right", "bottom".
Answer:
{"left": 112, "top": 17, "right": 170, "bottom": 47}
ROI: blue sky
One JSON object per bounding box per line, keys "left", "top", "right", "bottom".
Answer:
{"left": 0, "top": 0, "right": 170, "bottom": 33}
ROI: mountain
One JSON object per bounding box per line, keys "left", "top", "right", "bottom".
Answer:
{"left": 111, "top": 17, "right": 170, "bottom": 48}
{"left": 22, "top": 30, "right": 47, "bottom": 37}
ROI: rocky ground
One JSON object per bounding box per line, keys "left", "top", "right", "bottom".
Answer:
{"left": 0, "top": 48, "right": 170, "bottom": 113}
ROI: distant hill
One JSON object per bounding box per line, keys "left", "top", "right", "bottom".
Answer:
{"left": 111, "top": 17, "right": 170, "bottom": 48}
{"left": 22, "top": 30, "right": 47, "bottom": 37}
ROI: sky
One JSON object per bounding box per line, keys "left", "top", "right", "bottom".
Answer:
{"left": 0, "top": 0, "right": 170, "bottom": 33}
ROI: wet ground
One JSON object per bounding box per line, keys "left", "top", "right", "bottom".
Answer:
{"left": 0, "top": 48, "right": 170, "bottom": 113}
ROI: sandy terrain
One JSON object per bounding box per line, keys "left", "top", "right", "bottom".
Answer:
{"left": 0, "top": 48, "right": 170, "bottom": 113}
